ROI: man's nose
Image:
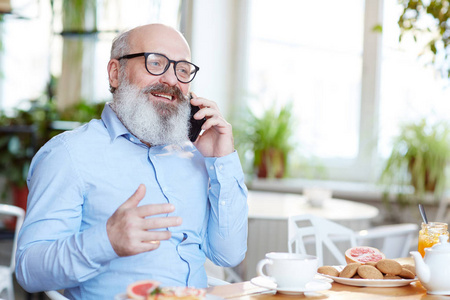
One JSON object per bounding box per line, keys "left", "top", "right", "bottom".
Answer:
{"left": 159, "top": 64, "right": 179, "bottom": 86}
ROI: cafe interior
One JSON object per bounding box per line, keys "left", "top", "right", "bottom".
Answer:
{"left": 1, "top": 0, "right": 450, "bottom": 299}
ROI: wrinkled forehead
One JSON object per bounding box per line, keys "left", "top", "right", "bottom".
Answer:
{"left": 128, "top": 24, "right": 191, "bottom": 61}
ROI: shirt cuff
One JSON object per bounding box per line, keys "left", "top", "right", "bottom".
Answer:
{"left": 80, "top": 221, "right": 119, "bottom": 264}
{"left": 204, "top": 150, "right": 245, "bottom": 183}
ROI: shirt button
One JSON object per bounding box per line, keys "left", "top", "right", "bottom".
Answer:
{"left": 130, "top": 137, "right": 135, "bottom": 142}
{"left": 218, "top": 164, "right": 224, "bottom": 171}
{"left": 209, "top": 166, "right": 214, "bottom": 170}
{"left": 220, "top": 201, "right": 226, "bottom": 206}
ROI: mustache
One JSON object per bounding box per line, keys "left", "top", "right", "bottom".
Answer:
{"left": 141, "top": 83, "right": 188, "bottom": 102}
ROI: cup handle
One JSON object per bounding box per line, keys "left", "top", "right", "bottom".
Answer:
{"left": 256, "top": 258, "right": 274, "bottom": 281}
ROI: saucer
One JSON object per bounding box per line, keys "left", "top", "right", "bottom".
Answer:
{"left": 250, "top": 276, "right": 331, "bottom": 295}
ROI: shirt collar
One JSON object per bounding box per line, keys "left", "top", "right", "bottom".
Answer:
{"left": 101, "top": 102, "right": 132, "bottom": 142}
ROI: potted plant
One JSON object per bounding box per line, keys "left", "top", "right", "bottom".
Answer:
{"left": 379, "top": 118, "right": 450, "bottom": 206}
{"left": 0, "top": 99, "right": 54, "bottom": 209}
{"left": 0, "top": 98, "right": 105, "bottom": 209}
{"left": 234, "top": 103, "right": 295, "bottom": 179}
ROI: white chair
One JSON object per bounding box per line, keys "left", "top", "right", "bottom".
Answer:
{"left": 45, "top": 290, "right": 68, "bottom": 300}
{"left": 0, "top": 204, "right": 25, "bottom": 300}
{"left": 288, "top": 214, "right": 356, "bottom": 266}
{"left": 288, "top": 214, "right": 419, "bottom": 266}
{"left": 356, "top": 223, "right": 418, "bottom": 259}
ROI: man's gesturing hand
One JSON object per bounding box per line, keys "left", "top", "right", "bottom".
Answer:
{"left": 107, "top": 184, "right": 182, "bottom": 256}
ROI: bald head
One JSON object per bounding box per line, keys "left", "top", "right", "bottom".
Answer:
{"left": 111, "top": 24, "right": 190, "bottom": 61}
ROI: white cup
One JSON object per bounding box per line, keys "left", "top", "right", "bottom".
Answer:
{"left": 256, "top": 252, "right": 318, "bottom": 288}
{"left": 303, "top": 188, "right": 332, "bottom": 207}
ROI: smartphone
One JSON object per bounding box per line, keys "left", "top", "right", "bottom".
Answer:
{"left": 188, "top": 94, "right": 206, "bottom": 142}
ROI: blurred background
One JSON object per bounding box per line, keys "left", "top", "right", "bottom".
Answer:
{"left": 1, "top": 0, "right": 450, "bottom": 221}
{"left": 2, "top": 0, "right": 450, "bottom": 297}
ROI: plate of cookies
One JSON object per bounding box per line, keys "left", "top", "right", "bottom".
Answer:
{"left": 317, "top": 259, "right": 417, "bottom": 287}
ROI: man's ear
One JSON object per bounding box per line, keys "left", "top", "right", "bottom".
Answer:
{"left": 108, "top": 59, "right": 120, "bottom": 90}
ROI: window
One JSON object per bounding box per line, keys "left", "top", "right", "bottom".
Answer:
{"left": 245, "top": 0, "right": 450, "bottom": 183}
{"left": 378, "top": 1, "right": 450, "bottom": 158}
{"left": 0, "top": 0, "right": 182, "bottom": 112}
{"left": 246, "top": 0, "right": 365, "bottom": 180}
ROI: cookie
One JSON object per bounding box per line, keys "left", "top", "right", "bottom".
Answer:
{"left": 402, "top": 264, "right": 416, "bottom": 276}
{"left": 339, "top": 263, "right": 360, "bottom": 278}
{"left": 399, "top": 268, "right": 415, "bottom": 279}
{"left": 357, "top": 265, "right": 384, "bottom": 279}
{"left": 317, "top": 266, "right": 339, "bottom": 277}
{"left": 365, "top": 261, "right": 377, "bottom": 267}
{"left": 375, "top": 259, "right": 402, "bottom": 275}
{"left": 384, "top": 274, "right": 402, "bottom": 279}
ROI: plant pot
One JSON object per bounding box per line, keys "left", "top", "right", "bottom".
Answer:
{"left": 257, "top": 148, "right": 285, "bottom": 179}
{"left": 3, "top": 184, "right": 28, "bottom": 230}
{"left": 408, "top": 158, "right": 438, "bottom": 193}
{"left": 12, "top": 184, "right": 28, "bottom": 211}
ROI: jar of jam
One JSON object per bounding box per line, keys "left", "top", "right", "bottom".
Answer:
{"left": 418, "top": 222, "right": 449, "bottom": 257}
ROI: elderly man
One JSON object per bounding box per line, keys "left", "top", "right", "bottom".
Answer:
{"left": 15, "top": 23, "right": 248, "bottom": 299}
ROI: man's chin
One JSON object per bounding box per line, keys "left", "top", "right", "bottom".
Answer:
{"left": 152, "top": 100, "right": 178, "bottom": 118}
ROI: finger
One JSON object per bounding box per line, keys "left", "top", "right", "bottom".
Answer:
{"left": 141, "top": 230, "right": 173, "bottom": 242}
{"left": 136, "top": 203, "right": 176, "bottom": 218}
{"left": 193, "top": 107, "right": 222, "bottom": 122}
{"left": 190, "top": 94, "right": 218, "bottom": 110}
{"left": 202, "top": 116, "right": 231, "bottom": 133}
{"left": 121, "top": 184, "right": 146, "bottom": 209}
{"left": 128, "top": 240, "right": 161, "bottom": 254}
{"left": 142, "top": 216, "right": 182, "bottom": 230}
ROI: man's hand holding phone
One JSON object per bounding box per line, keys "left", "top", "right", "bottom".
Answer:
{"left": 189, "top": 92, "right": 235, "bottom": 157}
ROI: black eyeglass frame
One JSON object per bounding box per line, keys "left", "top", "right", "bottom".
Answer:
{"left": 118, "top": 52, "right": 200, "bottom": 83}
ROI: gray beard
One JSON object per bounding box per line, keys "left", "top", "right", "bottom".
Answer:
{"left": 110, "top": 80, "right": 191, "bottom": 146}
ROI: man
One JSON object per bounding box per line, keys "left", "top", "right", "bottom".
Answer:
{"left": 15, "top": 24, "right": 248, "bottom": 299}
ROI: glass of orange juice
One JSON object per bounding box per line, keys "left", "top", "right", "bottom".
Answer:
{"left": 418, "top": 222, "right": 449, "bottom": 257}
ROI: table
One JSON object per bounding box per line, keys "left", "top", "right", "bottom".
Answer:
{"left": 207, "top": 258, "right": 448, "bottom": 300}
{"left": 248, "top": 191, "right": 379, "bottom": 223}
{"left": 243, "top": 191, "right": 379, "bottom": 280}
{"left": 207, "top": 280, "right": 442, "bottom": 300}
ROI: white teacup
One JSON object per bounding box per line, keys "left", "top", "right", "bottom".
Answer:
{"left": 303, "top": 187, "right": 332, "bottom": 207}
{"left": 256, "top": 252, "right": 318, "bottom": 288}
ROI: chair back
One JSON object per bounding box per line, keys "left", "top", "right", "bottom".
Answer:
{"left": 356, "top": 223, "right": 419, "bottom": 258}
{"left": 0, "top": 204, "right": 25, "bottom": 300}
{"left": 0, "top": 204, "right": 25, "bottom": 272}
{"left": 288, "top": 214, "right": 356, "bottom": 266}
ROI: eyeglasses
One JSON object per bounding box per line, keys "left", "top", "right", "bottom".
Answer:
{"left": 118, "top": 52, "right": 200, "bottom": 83}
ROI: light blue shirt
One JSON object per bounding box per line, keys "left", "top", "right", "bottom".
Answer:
{"left": 15, "top": 103, "right": 248, "bottom": 300}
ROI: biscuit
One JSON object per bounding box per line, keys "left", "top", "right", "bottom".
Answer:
{"left": 384, "top": 274, "right": 402, "bottom": 279}
{"left": 402, "top": 264, "right": 416, "bottom": 276}
{"left": 375, "top": 259, "right": 402, "bottom": 275}
{"left": 357, "top": 265, "right": 384, "bottom": 279}
{"left": 399, "top": 268, "right": 415, "bottom": 279}
{"left": 339, "top": 263, "right": 360, "bottom": 278}
{"left": 365, "top": 261, "right": 377, "bottom": 267}
{"left": 317, "top": 266, "right": 339, "bottom": 277}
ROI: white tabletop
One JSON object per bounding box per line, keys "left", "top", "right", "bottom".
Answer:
{"left": 248, "top": 190, "right": 379, "bottom": 221}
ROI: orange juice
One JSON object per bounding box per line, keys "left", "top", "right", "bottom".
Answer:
{"left": 418, "top": 222, "right": 449, "bottom": 257}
